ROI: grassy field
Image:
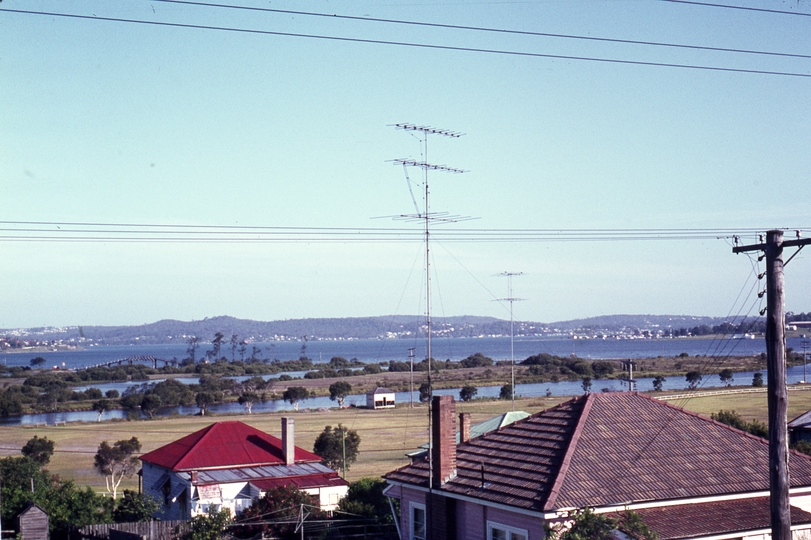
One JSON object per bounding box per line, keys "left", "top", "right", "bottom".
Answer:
{"left": 3, "top": 388, "right": 811, "bottom": 495}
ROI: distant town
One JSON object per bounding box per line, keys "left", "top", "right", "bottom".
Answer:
{"left": 3, "top": 312, "right": 809, "bottom": 351}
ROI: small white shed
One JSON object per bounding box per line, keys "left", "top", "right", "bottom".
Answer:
{"left": 366, "top": 387, "right": 396, "bottom": 409}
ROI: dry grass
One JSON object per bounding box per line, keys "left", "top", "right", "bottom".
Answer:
{"left": 3, "top": 389, "right": 809, "bottom": 494}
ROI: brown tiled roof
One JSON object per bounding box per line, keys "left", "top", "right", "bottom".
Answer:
{"left": 386, "top": 396, "right": 586, "bottom": 510}
{"left": 617, "top": 496, "right": 811, "bottom": 539}
{"left": 385, "top": 392, "right": 811, "bottom": 512}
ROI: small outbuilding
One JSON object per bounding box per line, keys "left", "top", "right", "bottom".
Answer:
{"left": 16, "top": 502, "right": 49, "bottom": 540}
{"left": 366, "top": 387, "right": 395, "bottom": 409}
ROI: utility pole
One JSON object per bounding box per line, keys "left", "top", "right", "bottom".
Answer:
{"left": 408, "top": 347, "right": 416, "bottom": 408}
{"left": 734, "top": 229, "right": 811, "bottom": 540}
{"left": 802, "top": 340, "right": 810, "bottom": 384}
{"left": 498, "top": 272, "right": 524, "bottom": 411}
{"left": 621, "top": 360, "right": 637, "bottom": 392}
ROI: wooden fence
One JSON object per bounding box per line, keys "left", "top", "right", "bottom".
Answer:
{"left": 74, "top": 520, "right": 190, "bottom": 540}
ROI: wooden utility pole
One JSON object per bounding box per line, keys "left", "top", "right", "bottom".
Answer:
{"left": 734, "top": 229, "right": 811, "bottom": 539}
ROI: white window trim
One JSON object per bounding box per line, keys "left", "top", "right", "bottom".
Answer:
{"left": 487, "top": 520, "right": 529, "bottom": 540}
{"left": 410, "top": 501, "right": 427, "bottom": 540}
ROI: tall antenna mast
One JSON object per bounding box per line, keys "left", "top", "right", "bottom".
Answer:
{"left": 390, "top": 123, "right": 467, "bottom": 493}
{"left": 498, "top": 271, "right": 524, "bottom": 411}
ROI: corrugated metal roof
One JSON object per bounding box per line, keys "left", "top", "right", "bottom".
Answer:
{"left": 139, "top": 421, "right": 322, "bottom": 471}
{"left": 195, "top": 462, "right": 336, "bottom": 485}
{"left": 386, "top": 392, "right": 811, "bottom": 512}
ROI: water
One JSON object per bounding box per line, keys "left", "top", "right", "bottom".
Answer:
{"left": 3, "top": 335, "right": 802, "bottom": 370}
{"left": 2, "top": 336, "right": 808, "bottom": 425}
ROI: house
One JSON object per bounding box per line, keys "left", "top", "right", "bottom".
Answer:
{"left": 16, "top": 502, "right": 49, "bottom": 540}
{"left": 139, "top": 418, "right": 349, "bottom": 520}
{"left": 405, "top": 410, "right": 530, "bottom": 462}
{"left": 385, "top": 393, "right": 811, "bottom": 540}
{"left": 789, "top": 409, "right": 811, "bottom": 445}
{"left": 366, "top": 387, "right": 396, "bottom": 409}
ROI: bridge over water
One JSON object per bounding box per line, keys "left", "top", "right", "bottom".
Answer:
{"left": 85, "top": 355, "right": 180, "bottom": 369}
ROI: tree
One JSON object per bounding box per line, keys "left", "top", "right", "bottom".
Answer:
{"left": 94, "top": 437, "right": 142, "bottom": 500}
{"left": 1, "top": 455, "right": 113, "bottom": 539}
{"left": 546, "top": 507, "right": 616, "bottom": 540}
{"left": 21, "top": 435, "right": 55, "bottom": 465}
{"left": 30, "top": 356, "right": 47, "bottom": 367}
{"left": 328, "top": 381, "right": 352, "bottom": 407}
{"left": 195, "top": 392, "right": 216, "bottom": 415}
{"left": 183, "top": 507, "right": 231, "bottom": 540}
{"left": 141, "top": 394, "right": 162, "bottom": 418}
{"left": 283, "top": 386, "right": 309, "bottom": 411}
{"left": 582, "top": 377, "right": 592, "bottom": 394}
{"left": 652, "top": 376, "right": 666, "bottom": 392}
{"left": 460, "top": 353, "right": 493, "bottom": 368}
{"left": 459, "top": 384, "right": 478, "bottom": 402}
{"left": 230, "top": 333, "right": 239, "bottom": 361}
{"left": 238, "top": 392, "right": 259, "bottom": 414}
{"left": 238, "top": 485, "right": 324, "bottom": 539}
{"left": 719, "top": 368, "right": 734, "bottom": 387}
{"left": 185, "top": 336, "right": 200, "bottom": 365}
{"left": 753, "top": 372, "right": 764, "bottom": 387}
{"left": 313, "top": 424, "right": 361, "bottom": 475}
{"left": 211, "top": 332, "right": 225, "bottom": 360}
{"left": 92, "top": 398, "right": 111, "bottom": 422}
{"left": 113, "top": 490, "right": 160, "bottom": 522}
{"left": 711, "top": 409, "right": 768, "bottom": 438}
{"left": 418, "top": 382, "right": 431, "bottom": 403}
{"left": 105, "top": 389, "right": 120, "bottom": 399}
{"left": 337, "top": 477, "right": 395, "bottom": 523}
{"left": 685, "top": 370, "right": 702, "bottom": 390}
{"left": 499, "top": 383, "right": 514, "bottom": 400}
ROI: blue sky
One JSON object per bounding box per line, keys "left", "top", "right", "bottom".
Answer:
{"left": 1, "top": 0, "right": 810, "bottom": 328}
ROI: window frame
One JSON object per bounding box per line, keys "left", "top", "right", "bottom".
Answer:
{"left": 410, "top": 501, "right": 427, "bottom": 540}
{"left": 487, "top": 520, "right": 528, "bottom": 540}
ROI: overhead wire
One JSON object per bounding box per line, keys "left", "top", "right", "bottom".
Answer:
{"left": 1, "top": 7, "right": 810, "bottom": 78}
{"left": 662, "top": 0, "right": 811, "bottom": 17}
{"left": 152, "top": 0, "right": 811, "bottom": 62}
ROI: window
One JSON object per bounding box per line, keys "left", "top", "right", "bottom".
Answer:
{"left": 410, "top": 502, "right": 426, "bottom": 540}
{"left": 488, "top": 521, "right": 528, "bottom": 540}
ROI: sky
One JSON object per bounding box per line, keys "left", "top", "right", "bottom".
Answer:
{"left": 1, "top": 0, "right": 810, "bottom": 329}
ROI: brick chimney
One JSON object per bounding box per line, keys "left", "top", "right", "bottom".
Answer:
{"left": 432, "top": 395, "right": 457, "bottom": 486}
{"left": 459, "top": 413, "right": 471, "bottom": 443}
{"left": 282, "top": 417, "right": 295, "bottom": 465}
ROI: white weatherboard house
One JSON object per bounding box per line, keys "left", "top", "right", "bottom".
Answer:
{"left": 386, "top": 393, "right": 811, "bottom": 540}
{"left": 366, "top": 387, "right": 396, "bottom": 409}
{"left": 139, "top": 418, "right": 348, "bottom": 520}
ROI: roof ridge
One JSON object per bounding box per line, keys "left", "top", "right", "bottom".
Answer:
{"left": 542, "top": 393, "right": 592, "bottom": 511}
{"left": 650, "top": 394, "right": 773, "bottom": 446}
{"left": 174, "top": 422, "right": 221, "bottom": 470}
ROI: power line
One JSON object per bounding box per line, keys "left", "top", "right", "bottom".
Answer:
{"left": 1, "top": 222, "right": 805, "bottom": 243}
{"left": 153, "top": 0, "right": 811, "bottom": 62}
{"left": 1, "top": 8, "right": 810, "bottom": 78}
{"left": 663, "top": 0, "right": 811, "bottom": 18}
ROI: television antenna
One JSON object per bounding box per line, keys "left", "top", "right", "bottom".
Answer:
{"left": 497, "top": 271, "right": 524, "bottom": 410}
{"left": 387, "top": 123, "right": 469, "bottom": 492}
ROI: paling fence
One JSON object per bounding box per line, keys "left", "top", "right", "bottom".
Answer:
{"left": 73, "top": 520, "right": 190, "bottom": 540}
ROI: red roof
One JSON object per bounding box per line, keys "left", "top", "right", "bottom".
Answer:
{"left": 139, "top": 421, "right": 322, "bottom": 471}
{"left": 386, "top": 392, "right": 811, "bottom": 512}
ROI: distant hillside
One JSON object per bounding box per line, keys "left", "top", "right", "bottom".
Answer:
{"left": 548, "top": 314, "right": 732, "bottom": 331}
{"left": 3, "top": 313, "right": 761, "bottom": 346}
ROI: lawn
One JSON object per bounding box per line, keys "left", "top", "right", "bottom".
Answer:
{"left": 2, "top": 388, "right": 807, "bottom": 495}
